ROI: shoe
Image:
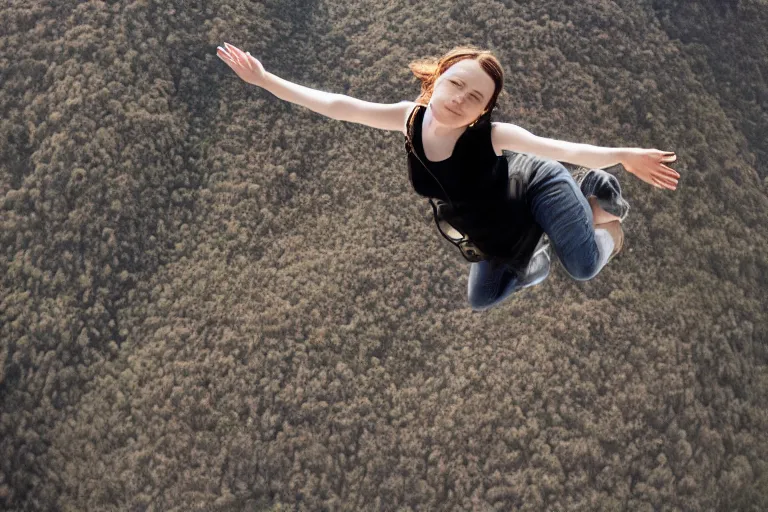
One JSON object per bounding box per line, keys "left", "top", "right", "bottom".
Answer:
{"left": 518, "top": 233, "right": 551, "bottom": 289}
{"left": 573, "top": 168, "right": 630, "bottom": 222}
{"left": 573, "top": 169, "right": 626, "bottom": 262}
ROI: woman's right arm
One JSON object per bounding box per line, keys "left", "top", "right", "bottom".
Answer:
{"left": 264, "top": 72, "right": 414, "bottom": 133}
{"left": 218, "top": 43, "right": 414, "bottom": 134}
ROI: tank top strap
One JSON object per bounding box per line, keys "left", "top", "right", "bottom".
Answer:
{"left": 405, "top": 103, "right": 426, "bottom": 142}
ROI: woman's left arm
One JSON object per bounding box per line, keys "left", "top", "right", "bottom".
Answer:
{"left": 492, "top": 122, "right": 680, "bottom": 191}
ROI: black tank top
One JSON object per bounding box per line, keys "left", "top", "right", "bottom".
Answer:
{"left": 405, "top": 104, "right": 543, "bottom": 271}
{"left": 406, "top": 104, "right": 508, "bottom": 204}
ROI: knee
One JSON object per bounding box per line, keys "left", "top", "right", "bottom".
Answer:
{"left": 562, "top": 257, "right": 600, "bottom": 281}
{"left": 467, "top": 289, "right": 495, "bottom": 311}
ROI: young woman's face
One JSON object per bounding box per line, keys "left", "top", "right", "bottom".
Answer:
{"left": 428, "top": 59, "right": 497, "bottom": 128}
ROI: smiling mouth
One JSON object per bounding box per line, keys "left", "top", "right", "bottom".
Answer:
{"left": 445, "top": 105, "right": 461, "bottom": 116}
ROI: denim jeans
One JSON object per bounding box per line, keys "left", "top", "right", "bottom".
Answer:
{"left": 467, "top": 156, "right": 616, "bottom": 311}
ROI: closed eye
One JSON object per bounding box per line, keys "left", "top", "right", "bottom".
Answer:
{"left": 451, "top": 80, "right": 482, "bottom": 102}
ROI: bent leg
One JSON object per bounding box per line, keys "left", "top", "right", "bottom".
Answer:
{"left": 467, "top": 259, "right": 520, "bottom": 312}
{"left": 465, "top": 156, "right": 621, "bottom": 310}
{"left": 527, "top": 160, "right": 615, "bottom": 281}
{"left": 466, "top": 246, "right": 551, "bottom": 312}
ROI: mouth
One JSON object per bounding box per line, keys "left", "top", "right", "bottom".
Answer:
{"left": 445, "top": 105, "right": 461, "bottom": 116}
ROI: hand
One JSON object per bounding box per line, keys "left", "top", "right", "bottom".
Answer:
{"left": 216, "top": 42, "right": 267, "bottom": 87}
{"left": 621, "top": 148, "right": 679, "bottom": 191}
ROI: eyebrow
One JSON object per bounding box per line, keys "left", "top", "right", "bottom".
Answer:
{"left": 454, "top": 78, "right": 485, "bottom": 100}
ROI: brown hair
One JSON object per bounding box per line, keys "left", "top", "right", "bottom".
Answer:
{"left": 408, "top": 46, "right": 504, "bottom": 116}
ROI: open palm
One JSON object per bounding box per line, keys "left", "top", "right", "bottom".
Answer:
{"left": 217, "top": 42, "right": 266, "bottom": 87}
{"left": 622, "top": 149, "right": 680, "bottom": 191}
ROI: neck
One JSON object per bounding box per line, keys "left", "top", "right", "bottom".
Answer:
{"left": 423, "top": 104, "right": 465, "bottom": 139}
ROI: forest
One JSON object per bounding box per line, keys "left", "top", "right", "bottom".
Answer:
{"left": 1, "top": 0, "right": 767, "bottom": 510}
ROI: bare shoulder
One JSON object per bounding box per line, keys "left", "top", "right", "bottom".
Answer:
{"left": 490, "top": 121, "right": 509, "bottom": 156}
{"left": 492, "top": 121, "right": 547, "bottom": 157}
{"left": 399, "top": 101, "right": 421, "bottom": 136}
{"left": 491, "top": 121, "right": 528, "bottom": 156}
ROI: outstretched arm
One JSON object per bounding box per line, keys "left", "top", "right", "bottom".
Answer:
{"left": 492, "top": 122, "right": 679, "bottom": 191}
{"left": 217, "top": 42, "right": 412, "bottom": 133}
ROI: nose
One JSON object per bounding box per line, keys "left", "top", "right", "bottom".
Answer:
{"left": 449, "top": 97, "right": 466, "bottom": 111}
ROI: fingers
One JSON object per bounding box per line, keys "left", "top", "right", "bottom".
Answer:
{"left": 226, "top": 43, "right": 243, "bottom": 66}
{"left": 218, "top": 43, "right": 258, "bottom": 74}
{"left": 652, "top": 172, "right": 678, "bottom": 190}
{"left": 226, "top": 42, "right": 249, "bottom": 67}
{"left": 220, "top": 43, "right": 239, "bottom": 65}
{"left": 655, "top": 164, "right": 679, "bottom": 184}
{"left": 654, "top": 173, "right": 678, "bottom": 189}
{"left": 651, "top": 176, "right": 675, "bottom": 190}
{"left": 639, "top": 150, "right": 679, "bottom": 190}
{"left": 659, "top": 163, "right": 680, "bottom": 179}
{"left": 217, "top": 46, "right": 234, "bottom": 64}
{"left": 218, "top": 44, "right": 250, "bottom": 77}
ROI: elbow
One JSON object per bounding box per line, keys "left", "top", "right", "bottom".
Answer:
{"left": 326, "top": 95, "right": 347, "bottom": 121}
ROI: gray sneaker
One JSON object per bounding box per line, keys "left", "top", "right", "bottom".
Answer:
{"left": 573, "top": 169, "right": 627, "bottom": 263}
{"left": 572, "top": 168, "right": 630, "bottom": 222}
{"left": 517, "top": 233, "right": 551, "bottom": 289}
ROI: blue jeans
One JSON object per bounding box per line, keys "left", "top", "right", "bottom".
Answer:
{"left": 467, "top": 156, "right": 616, "bottom": 311}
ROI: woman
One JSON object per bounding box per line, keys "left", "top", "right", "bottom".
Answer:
{"left": 216, "top": 43, "right": 679, "bottom": 311}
